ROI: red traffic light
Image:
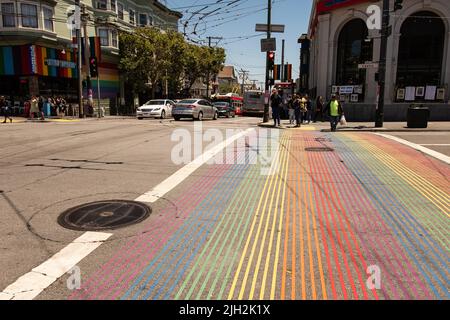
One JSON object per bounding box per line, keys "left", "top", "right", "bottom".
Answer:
{"left": 268, "top": 52, "right": 275, "bottom": 59}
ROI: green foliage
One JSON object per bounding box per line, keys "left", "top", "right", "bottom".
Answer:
{"left": 119, "top": 27, "right": 226, "bottom": 99}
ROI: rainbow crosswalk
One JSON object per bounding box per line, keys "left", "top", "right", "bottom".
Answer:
{"left": 70, "top": 130, "right": 449, "bottom": 300}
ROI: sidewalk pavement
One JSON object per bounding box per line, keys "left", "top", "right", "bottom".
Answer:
{"left": 258, "top": 120, "right": 450, "bottom": 132}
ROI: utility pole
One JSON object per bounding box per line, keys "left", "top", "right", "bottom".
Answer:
{"left": 239, "top": 69, "right": 249, "bottom": 96}
{"left": 206, "top": 36, "right": 222, "bottom": 99}
{"left": 281, "top": 39, "right": 285, "bottom": 81}
{"left": 75, "top": 0, "right": 83, "bottom": 118}
{"left": 81, "top": 5, "right": 91, "bottom": 117}
{"left": 375, "top": 0, "right": 390, "bottom": 127}
{"left": 263, "top": 0, "right": 272, "bottom": 123}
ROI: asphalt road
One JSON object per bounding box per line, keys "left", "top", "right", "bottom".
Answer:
{"left": 0, "top": 116, "right": 448, "bottom": 300}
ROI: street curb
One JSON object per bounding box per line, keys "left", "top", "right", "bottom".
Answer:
{"left": 257, "top": 123, "right": 450, "bottom": 132}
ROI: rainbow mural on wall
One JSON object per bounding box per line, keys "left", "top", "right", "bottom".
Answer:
{"left": 0, "top": 44, "right": 120, "bottom": 99}
{"left": 0, "top": 45, "right": 77, "bottom": 78}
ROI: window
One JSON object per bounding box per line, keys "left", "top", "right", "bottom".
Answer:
{"left": 1, "top": 3, "right": 15, "bottom": 27}
{"left": 97, "top": 0, "right": 107, "bottom": 10}
{"left": 139, "top": 13, "right": 147, "bottom": 26}
{"left": 21, "top": 3, "right": 38, "bottom": 28}
{"left": 110, "top": 0, "right": 116, "bottom": 12}
{"left": 99, "top": 28, "right": 109, "bottom": 46}
{"left": 117, "top": 3, "right": 123, "bottom": 20}
{"left": 111, "top": 29, "right": 118, "bottom": 48}
{"left": 129, "top": 9, "right": 135, "bottom": 25}
{"left": 336, "top": 19, "right": 372, "bottom": 85}
{"left": 43, "top": 7, "right": 53, "bottom": 31}
{"left": 397, "top": 11, "right": 445, "bottom": 86}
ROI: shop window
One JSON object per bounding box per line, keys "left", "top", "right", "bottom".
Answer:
{"left": 396, "top": 11, "right": 445, "bottom": 86}
{"left": 111, "top": 29, "right": 118, "bottom": 48}
{"left": 21, "top": 3, "right": 38, "bottom": 28}
{"left": 129, "top": 9, "right": 135, "bottom": 25}
{"left": 139, "top": 13, "right": 147, "bottom": 26}
{"left": 97, "top": 0, "right": 107, "bottom": 10}
{"left": 99, "top": 28, "right": 109, "bottom": 46}
{"left": 110, "top": 0, "right": 116, "bottom": 12}
{"left": 43, "top": 7, "right": 54, "bottom": 32}
{"left": 1, "top": 3, "right": 15, "bottom": 27}
{"left": 117, "top": 3, "right": 124, "bottom": 20}
{"left": 336, "top": 19, "right": 372, "bottom": 85}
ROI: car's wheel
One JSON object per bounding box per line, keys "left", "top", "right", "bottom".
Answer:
{"left": 137, "top": 117, "right": 143, "bottom": 120}
{"left": 174, "top": 116, "right": 181, "bottom": 121}
{"left": 197, "top": 112, "right": 203, "bottom": 121}
{"left": 160, "top": 110, "right": 166, "bottom": 119}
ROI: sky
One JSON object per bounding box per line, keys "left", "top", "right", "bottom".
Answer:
{"left": 164, "top": 0, "right": 313, "bottom": 88}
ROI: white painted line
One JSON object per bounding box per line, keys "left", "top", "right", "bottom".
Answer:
{"left": 0, "top": 232, "right": 112, "bottom": 300}
{"left": 374, "top": 133, "right": 450, "bottom": 165}
{"left": 1, "top": 128, "right": 255, "bottom": 300}
{"left": 420, "top": 144, "right": 450, "bottom": 146}
{"left": 135, "top": 128, "right": 255, "bottom": 203}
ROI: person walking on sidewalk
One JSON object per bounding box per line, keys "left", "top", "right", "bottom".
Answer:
{"left": 293, "top": 95, "right": 302, "bottom": 128}
{"left": 304, "top": 94, "right": 312, "bottom": 124}
{"left": 1, "top": 96, "right": 12, "bottom": 123}
{"left": 287, "top": 94, "right": 296, "bottom": 125}
{"left": 29, "top": 95, "right": 39, "bottom": 119}
{"left": 38, "top": 95, "right": 45, "bottom": 120}
{"left": 271, "top": 88, "right": 282, "bottom": 127}
{"left": 313, "top": 96, "right": 324, "bottom": 122}
{"left": 324, "top": 94, "right": 344, "bottom": 132}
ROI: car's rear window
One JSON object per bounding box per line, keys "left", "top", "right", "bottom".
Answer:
{"left": 178, "top": 100, "right": 198, "bottom": 104}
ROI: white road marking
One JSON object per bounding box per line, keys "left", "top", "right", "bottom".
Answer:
{"left": 1, "top": 127, "right": 256, "bottom": 300}
{"left": 374, "top": 133, "right": 450, "bottom": 165}
{"left": 0, "top": 232, "right": 112, "bottom": 300}
{"left": 135, "top": 128, "right": 255, "bottom": 203}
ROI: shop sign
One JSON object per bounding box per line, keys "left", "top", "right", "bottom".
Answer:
{"left": 339, "top": 86, "right": 354, "bottom": 94}
{"left": 45, "top": 59, "right": 76, "bottom": 69}
{"left": 30, "top": 45, "right": 37, "bottom": 74}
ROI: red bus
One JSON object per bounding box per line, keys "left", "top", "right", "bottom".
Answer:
{"left": 211, "top": 93, "right": 244, "bottom": 115}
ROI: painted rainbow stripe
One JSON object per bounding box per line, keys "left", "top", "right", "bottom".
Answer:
{"left": 69, "top": 131, "right": 449, "bottom": 300}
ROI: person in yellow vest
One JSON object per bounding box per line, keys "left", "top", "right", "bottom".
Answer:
{"left": 324, "top": 94, "right": 344, "bottom": 132}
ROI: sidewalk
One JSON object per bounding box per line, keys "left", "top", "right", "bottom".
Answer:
{"left": 258, "top": 121, "right": 450, "bottom": 132}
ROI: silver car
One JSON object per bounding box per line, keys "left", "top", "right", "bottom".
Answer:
{"left": 136, "top": 99, "right": 174, "bottom": 119}
{"left": 172, "top": 99, "right": 218, "bottom": 121}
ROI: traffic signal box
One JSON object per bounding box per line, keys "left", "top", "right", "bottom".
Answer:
{"left": 89, "top": 56, "right": 98, "bottom": 78}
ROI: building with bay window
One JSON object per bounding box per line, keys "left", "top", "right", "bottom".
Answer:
{"left": 304, "top": 0, "right": 450, "bottom": 121}
{"left": 0, "top": 0, "right": 182, "bottom": 115}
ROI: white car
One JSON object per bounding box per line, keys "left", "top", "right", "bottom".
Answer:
{"left": 136, "top": 99, "right": 174, "bottom": 119}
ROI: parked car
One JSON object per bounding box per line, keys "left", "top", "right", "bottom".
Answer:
{"left": 172, "top": 99, "right": 218, "bottom": 121}
{"left": 213, "top": 102, "right": 236, "bottom": 118}
{"left": 136, "top": 99, "right": 174, "bottom": 119}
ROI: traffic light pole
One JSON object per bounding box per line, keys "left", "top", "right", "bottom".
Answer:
{"left": 263, "top": 0, "right": 272, "bottom": 123}
{"left": 375, "top": 0, "right": 390, "bottom": 127}
{"left": 75, "top": 0, "right": 83, "bottom": 118}
{"left": 82, "top": 5, "right": 91, "bottom": 118}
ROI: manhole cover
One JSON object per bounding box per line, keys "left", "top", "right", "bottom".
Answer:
{"left": 305, "top": 147, "right": 334, "bottom": 152}
{"left": 58, "top": 200, "right": 151, "bottom": 231}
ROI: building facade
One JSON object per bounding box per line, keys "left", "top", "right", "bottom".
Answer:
{"left": 305, "top": 0, "right": 450, "bottom": 121}
{"left": 0, "top": 0, "right": 181, "bottom": 115}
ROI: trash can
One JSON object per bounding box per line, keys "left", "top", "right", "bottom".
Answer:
{"left": 407, "top": 105, "right": 430, "bottom": 128}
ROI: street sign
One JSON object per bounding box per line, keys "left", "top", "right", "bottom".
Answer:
{"left": 358, "top": 62, "right": 379, "bottom": 69}
{"left": 261, "top": 38, "right": 276, "bottom": 52}
{"left": 255, "top": 24, "right": 285, "bottom": 33}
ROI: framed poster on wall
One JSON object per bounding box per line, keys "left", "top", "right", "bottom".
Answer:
{"left": 416, "top": 86, "right": 425, "bottom": 97}
{"left": 396, "top": 88, "right": 405, "bottom": 101}
{"left": 436, "top": 88, "right": 445, "bottom": 100}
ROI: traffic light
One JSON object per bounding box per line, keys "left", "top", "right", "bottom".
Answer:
{"left": 89, "top": 56, "right": 98, "bottom": 77}
{"left": 394, "top": 0, "right": 403, "bottom": 11}
{"left": 268, "top": 51, "right": 275, "bottom": 70}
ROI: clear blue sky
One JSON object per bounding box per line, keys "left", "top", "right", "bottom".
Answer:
{"left": 164, "top": 0, "right": 313, "bottom": 87}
